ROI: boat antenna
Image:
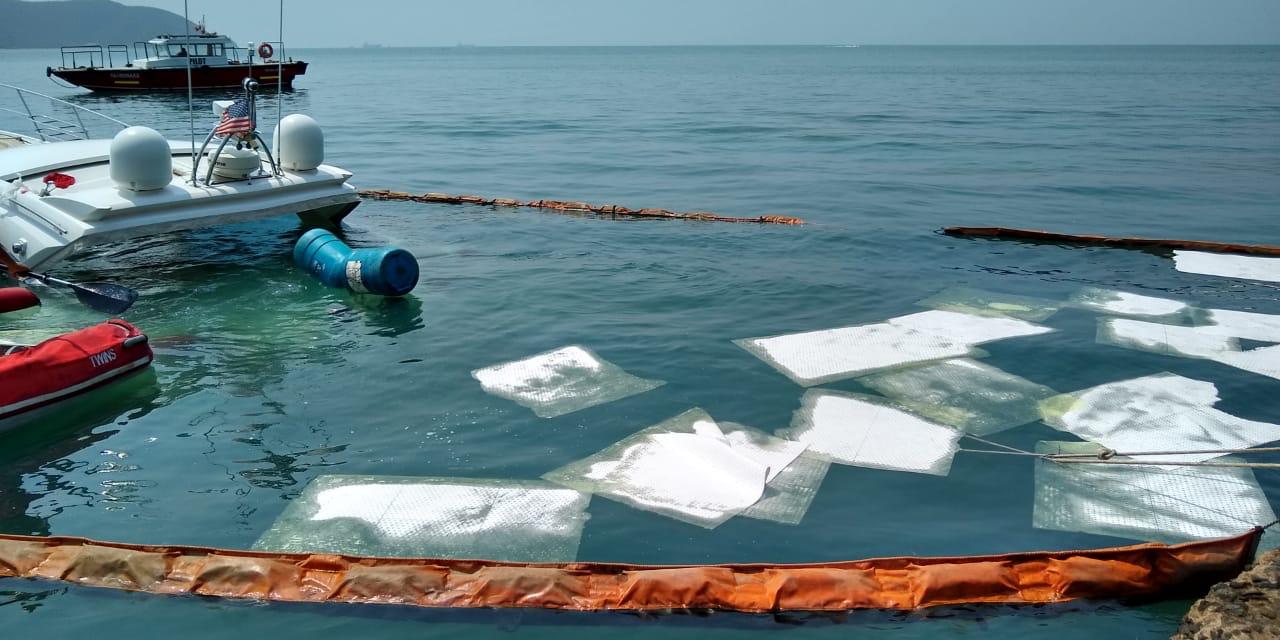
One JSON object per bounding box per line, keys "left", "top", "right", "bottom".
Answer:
{"left": 276, "top": 0, "right": 284, "bottom": 166}
{"left": 184, "top": 0, "right": 196, "bottom": 184}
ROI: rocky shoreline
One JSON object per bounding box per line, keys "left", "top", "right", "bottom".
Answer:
{"left": 1173, "top": 548, "right": 1280, "bottom": 640}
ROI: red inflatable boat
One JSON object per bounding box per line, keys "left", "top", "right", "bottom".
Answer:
{"left": 0, "top": 320, "right": 153, "bottom": 427}
{"left": 0, "top": 288, "right": 39, "bottom": 314}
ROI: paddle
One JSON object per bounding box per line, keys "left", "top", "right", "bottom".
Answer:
{"left": 24, "top": 272, "right": 138, "bottom": 315}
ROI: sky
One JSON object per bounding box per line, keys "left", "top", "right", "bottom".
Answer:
{"left": 104, "top": 0, "right": 1280, "bottom": 48}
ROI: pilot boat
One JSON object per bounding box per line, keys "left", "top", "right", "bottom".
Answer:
{"left": 0, "top": 81, "right": 359, "bottom": 270}
{"left": 47, "top": 24, "right": 306, "bottom": 92}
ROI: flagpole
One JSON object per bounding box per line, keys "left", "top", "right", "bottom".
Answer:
{"left": 184, "top": 0, "right": 195, "bottom": 184}
{"left": 276, "top": 0, "right": 283, "bottom": 175}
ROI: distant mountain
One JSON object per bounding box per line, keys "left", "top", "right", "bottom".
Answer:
{"left": 0, "top": 0, "right": 196, "bottom": 48}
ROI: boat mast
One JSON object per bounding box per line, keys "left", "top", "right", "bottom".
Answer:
{"left": 184, "top": 0, "right": 195, "bottom": 183}
{"left": 277, "top": 0, "right": 283, "bottom": 147}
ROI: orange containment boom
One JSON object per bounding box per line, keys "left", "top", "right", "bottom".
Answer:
{"left": 359, "top": 189, "right": 806, "bottom": 225}
{"left": 0, "top": 529, "right": 1261, "bottom": 613}
{"left": 943, "top": 227, "right": 1280, "bottom": 257}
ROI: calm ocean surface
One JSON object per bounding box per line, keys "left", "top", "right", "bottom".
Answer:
{"left": 1, "top": 45, "right": 1278, "bottom": 638}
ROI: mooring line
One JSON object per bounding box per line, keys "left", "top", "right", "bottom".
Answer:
{"left": 359, "top": 189, "right": 806, "bottom": 225}
{"left": 960, "top": 435, "right": 1280, "bottom": 470}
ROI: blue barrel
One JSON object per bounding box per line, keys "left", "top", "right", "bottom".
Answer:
{"left": 293, "top": 229, "right": 419, "bottom": 297}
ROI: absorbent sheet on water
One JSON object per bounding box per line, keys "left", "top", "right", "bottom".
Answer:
{"left": 1196, "top": 308, "right": 1280, "bottom": 343}
{"left": 779, "top": 390, "right": 963, "bottom": 476}
{"left": 543, "top": 409, "right": 809, "bottom": 528}
{"left": 736, "top": 310, "right": 1051, "bottom": 386}
{"left": 1173, "top": 250, "right": 1280, "bottom": 283}
{"left": 472, "top": 345, "right": 663, "bottom": 418}
{"left": 1211, "top": 345, "right": 1280, "bottom": 382}
{"left": 252, "top": 475, "right": 591, "bottom": 561}
{"left": 1033, "top": 441, "right": 1276, "bottom": 544}
{"left": 1069, "top": 287, "right": 1190, "bottom": 320}
{"left": 1097, "top": 318, "right": 1239, "bottom": 359}
{"left": 860, "top": 358, "right": 1057, "bottom": 436}
{"left": 1039, "top": 373, "right": 1280, "bottom": 463}
{"left": 719, "top": 422, "right": 832, "bottom": 526}
{"left": 915, "top": 287, "right": 1063, "bottom": 321}
{"left": 734, "top": 322, "right": 976, "bottom": 386}
{"left": 888, "top": 310, "right": 1054, "bottom": 346}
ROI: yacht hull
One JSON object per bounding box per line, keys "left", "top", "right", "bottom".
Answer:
{"left": 0, "top": 137, "right": 360, "bottom": 270}
{"left": 49, "top": 61, "right": 308, "bottom": 91}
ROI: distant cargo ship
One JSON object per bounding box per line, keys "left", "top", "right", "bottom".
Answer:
{"left": 47, "top": 24, "right": 306, "bottom": 92}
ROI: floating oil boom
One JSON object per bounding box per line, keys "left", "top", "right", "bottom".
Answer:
{"left": 0, "top": 528, "right": 1262, "bottom": 614}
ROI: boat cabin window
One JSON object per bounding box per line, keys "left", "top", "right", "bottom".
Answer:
{"left": 163, "top": 43, "right": 221, "bottom": 58}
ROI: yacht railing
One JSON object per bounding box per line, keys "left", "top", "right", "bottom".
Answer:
{"left": 0, "top": 83, "right": 130, "bottom": 142}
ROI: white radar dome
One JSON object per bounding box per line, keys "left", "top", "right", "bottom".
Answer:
{"left": 273, "top": 114, "right": 324, "bottom": 171}
{"left": 109, "top": 126, "right": 172, "bottom": 191}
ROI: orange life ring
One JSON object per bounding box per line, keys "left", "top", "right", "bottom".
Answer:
{"left": 257, "top": 43, "right": 274, "bottom": 59}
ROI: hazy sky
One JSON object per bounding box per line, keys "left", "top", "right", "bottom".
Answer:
{"left": 110, "top": 0, "right": 1280, "bottom": 48}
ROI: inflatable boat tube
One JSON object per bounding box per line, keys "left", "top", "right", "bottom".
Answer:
{"left": 0, "top": 287, "right": 39, "bottom": 314}
{"left": 0, "top": 320, "right": 153, "bottom": 427}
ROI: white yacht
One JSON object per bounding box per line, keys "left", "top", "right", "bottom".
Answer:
{"left": 0, "top": 82, "right": 359, "bottom": 270}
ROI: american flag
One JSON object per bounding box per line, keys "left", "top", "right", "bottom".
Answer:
{"left": 214, "top": 98, "right": 254, "bottom": 137}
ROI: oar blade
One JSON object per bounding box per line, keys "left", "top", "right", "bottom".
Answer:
{"left": 72, "top": 282, "right": 138, "bottom": 315}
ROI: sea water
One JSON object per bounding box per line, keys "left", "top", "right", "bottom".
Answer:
{"left": 0, "top": 45, "right": 1278, "bottom": 638}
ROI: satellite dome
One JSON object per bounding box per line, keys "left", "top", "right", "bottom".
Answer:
{"left": 109, "top": 126, "right": 172, "bottom": 191}
{"left": 273, "top": 114, "right": 324, "bottom": 171}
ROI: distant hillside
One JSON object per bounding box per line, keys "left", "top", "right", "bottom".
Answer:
{"left": 0, "top": 0, "right": 196, "bottom": 48}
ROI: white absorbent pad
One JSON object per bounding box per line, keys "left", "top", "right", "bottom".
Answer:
{"left": 860, "top": 358, "right": 1057, "bottom": 436}
{"left": 543, "top": 409, "right": 809, "bottom": 528}
{"left": 736, "top": 310, "right": 1051, "bottom": 387}
{"left": 779, "top": 390, "right": 963, "bottom": 476}
{"left": 717, "top": 421, "right": 831, "bottom": 526}
{"left": 1173, "top": 250, "right": 1280, "bottom": 284}
{"left": 1097, "top": 318, "right": 1240, "bottom": 359}
{"left": 888, "top": 310, "right": 1054, "bottom": 346}
{"left": 734, "top": 322, "right": 976, "bottom": 386}
{"left": 1070, "top": 287, "right": 1190, "bottom": 320}
{"left": 252, "top": 475, "right": 592, "bottom": 561}
{"left": 916, "top": 287, "right": 1063, "bottom": 321}
{"left": 1211, "top": 345, "right": 1280, "bottom": 382}
{"left": 472, "top": 345, "right": 664, "bottom": 418}
{"left": 1196, "top": 308, "right": 1280, "bottom": 343}
{"left": 1033, "top": 441, "right": 1276, "bottom": 544}
{"left": 1039, "top": 373, "right": 1280, "bottom": 463}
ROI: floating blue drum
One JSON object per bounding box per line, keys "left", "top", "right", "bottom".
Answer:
{"left": 293, "top": 229, "right": 419, "bottom": 297}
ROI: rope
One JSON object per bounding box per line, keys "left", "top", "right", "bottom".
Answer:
{"left": 1049, "top": 458, "right": 1280, "bottom": 470}
{"left": 959, "top": 434, "right": 1280, "bottom": 468}
{"left": 957, "top": 448, "right": 1040, "bottom": 457}
{"left": 1047, "top": 446, "right": 1280, "bottom": 459}
{"left": 959, "top": 446, "right": 1280, "bottom": 469}
{"left": 961, "top": 433, "right": 1036, "bottom": 455}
